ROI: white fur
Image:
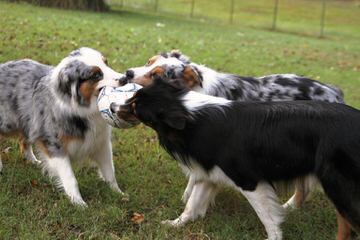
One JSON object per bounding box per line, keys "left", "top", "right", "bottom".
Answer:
{"left": 181, "top": 174, "right": 195, "bottom": 203}
{"left": 240, "top": 183, "right": 284, "bottom": 240}
{"left": 0, "top": 156, "right": 2, "bottom": 173}
{"left": 45, "top": 156, "right": 87, "bottom": 206}
{"left": 164, "top": 161, "right": 285, "bottom": 240}
{"left": 181, "top": 90, "right": 231, "bottom": 111}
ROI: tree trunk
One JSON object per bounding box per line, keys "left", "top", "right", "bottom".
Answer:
{"left": 10, "top": 0, "right": 109, "bottom": 12}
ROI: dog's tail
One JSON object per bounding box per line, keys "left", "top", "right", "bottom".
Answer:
{"left": 316, "top": 148, "right": 360, "bottom": 233}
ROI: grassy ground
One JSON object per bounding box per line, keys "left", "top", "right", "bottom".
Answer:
{"left": 0, "top": 1, "right": 359, "bottom": 239}
{"left": 110, "top": 0, "right": 360, "bottom": 39}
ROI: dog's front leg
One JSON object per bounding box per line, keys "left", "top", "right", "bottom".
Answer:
{"left": 162, "top": 181, "right": 219, "bottom": 227}
{"left": 46, "top": 156, "right": 87, "bottom": 207}
{"left": 93, "top": 140, "right": 123, "bottom": 194}
{"left": 239, "top": 182, "right": 285, "bottom": 240}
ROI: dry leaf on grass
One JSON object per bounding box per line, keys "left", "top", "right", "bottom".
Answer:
{"left": 131, "top": 212, "right": 144, "bottom": 224}
{"left": 30, "top": 179, "right": 38, "bottom": 187}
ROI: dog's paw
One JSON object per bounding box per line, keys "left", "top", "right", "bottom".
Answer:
{"left": 27, "top": 157, "right": 41, "bottom": 165}
{"left": 109, "top": 182, "right": 125, "bottom": 195}
{"left": 161, "top": 218, "right": 184, "bottom": 227}
{"left": 72, "top": 197, "right": 88, "bottom": 208}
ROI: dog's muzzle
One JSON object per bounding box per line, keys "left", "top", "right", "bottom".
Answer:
{"left": 112, "top": 101, "right": 139, "bottom": 125}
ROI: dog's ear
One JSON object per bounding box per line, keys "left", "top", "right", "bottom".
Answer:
{"left": 180, "top": 65, "right": 202, "bottom": 89}
{"left": 150, "top": 66, "right": 166, "bottom": 78}
{"left": 57, "top": 60, "right": 103, "bottom": 106}
{"left": 82, "top": 66, "right": 104, "bottom": 82}
{"left": 152, "top": 74, "right": 186, "bottom": 93}
{"left": 77, "top": 66, "right": 104, "bottom": 105}
{"left": 162, "top": 110, "right": 187, "bottom": 130}
{"left": 170, "top": 49, "right": 190, "bottom": 63}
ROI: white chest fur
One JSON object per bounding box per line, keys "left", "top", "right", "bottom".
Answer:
{"left": 66, "top": 114, "right": 111, "bottom": 163}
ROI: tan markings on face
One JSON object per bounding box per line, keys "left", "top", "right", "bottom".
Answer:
{"left": 102, "top": 56, "right": 108, "bottom": 66}
{"left": 182, "top": 66, "right": 201, "bottom": 89}
{"left": 117, "top": 108, "right": 138, "bottom": 122}
{"left": 132, "top": 66, "right": 166, "bottom": 87}
{"left": 79, "top": 66, "right": 103, "bottom": 103}
{"left": 336, "top": 212, "right": 353, "bottom": 240}
{"left": 60, "top": 135, "right": 84, "bottom": 153}
{"left": 79, "top": 80, "right": 97, "bottom": 104}
{"left": 145, "top": 55, "right": 160, "bottom": 66}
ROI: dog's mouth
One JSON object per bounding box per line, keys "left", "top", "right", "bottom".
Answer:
{"left": 110, "top": 102, "right": 140, "bottom": 125}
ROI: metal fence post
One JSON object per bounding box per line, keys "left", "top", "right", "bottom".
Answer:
{"left": 190, "top": 0, "right": 195, "bottom": 18}
{"left": 154, "top": 0, "right": 158, "bottom": 12}
{"left": 320, "top": 0, "right": 326, "bottom": 37}
{"left": 229, "top": 0, "right": 235, "bottom": 24}
{"left": 272, "top": 0, "right": 279, "bottom": 30}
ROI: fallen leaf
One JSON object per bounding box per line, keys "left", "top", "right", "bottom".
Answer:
{"left": 131, "top": 212, "right": 144, "bottom": 224}
{"left": 31, "top": 179, "right": 38, "bottom": 187}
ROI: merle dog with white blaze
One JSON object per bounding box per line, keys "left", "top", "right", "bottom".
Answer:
{"left": 123, "top": 50, "right": 345, "bottom": 215}
{"left": 118, "top": 77, "right": 360, "bottom": 240}
{"left": 0, "top": 47, "right": 124, "bottom": 206}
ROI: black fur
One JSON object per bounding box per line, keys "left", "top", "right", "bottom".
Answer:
{"left": 127, "top": 78, "right": 360, "bottom": 232}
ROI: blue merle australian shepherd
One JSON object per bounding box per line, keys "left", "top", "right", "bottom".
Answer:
{"left": 123, "top": 50, "right": 345, "bottom": 218}
{"left": 118, "top": 76, "right": 359, "bottom": 240}
{"left": 0, "top": 47, "right": 124, "bottom": 206}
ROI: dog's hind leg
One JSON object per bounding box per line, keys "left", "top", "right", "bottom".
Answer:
{"left": 336, "top": 212, "right": 356, "bottom": 240}
{"left": 283, "top": 175, "right": 318, "bottom": 210}
{"left": 162, "top": 181, "right": 219, "bottom": 227}
{"left": 93, "top": 140, "right": 123, "bottom": 194}
{"left": 46, "top": 155, "right": 87, "bottom": 207}
{"left": 240, "top": 182, "right": 285, "bottom": 240}
{"left": 318, "top": 157, "right": 360, "bottom": 234}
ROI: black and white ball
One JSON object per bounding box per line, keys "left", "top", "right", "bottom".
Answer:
{"left": 97, "top": 83, "right": 142, "bottom": 128}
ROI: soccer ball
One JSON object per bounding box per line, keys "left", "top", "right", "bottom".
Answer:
{"left": 97, "top": 83, "right": 142, "bottom": 128}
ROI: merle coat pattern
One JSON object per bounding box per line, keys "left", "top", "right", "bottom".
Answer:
{"left": 0, "top": 47, "right": 123, "bottom": 206}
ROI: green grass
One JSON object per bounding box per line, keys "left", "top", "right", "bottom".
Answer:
{"left": 0, "top": 1, "right": 359, "bottom": 239}
{"left": 110, "top": 0, "right": 360, "bottom": 40}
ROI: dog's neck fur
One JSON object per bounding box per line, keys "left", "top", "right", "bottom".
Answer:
{"left": 189, "top": 63, "right": 260, "bottom": 101}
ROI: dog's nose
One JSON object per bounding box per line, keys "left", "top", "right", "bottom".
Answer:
{"left": 117, "top": 76, "right": 128, "bottom": 86}
{"left": 125, "top": 70, "right": 135, "bottom": 79}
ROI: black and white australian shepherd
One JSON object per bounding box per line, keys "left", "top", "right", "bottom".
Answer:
{"left": 123, "top": 50, "right": 345, "bottom": 213}
{"left": 0, "top": 47, "right": 124, "bottom": 206}
{"left": 118, "top": 76, "right": 360, "bottom": 240}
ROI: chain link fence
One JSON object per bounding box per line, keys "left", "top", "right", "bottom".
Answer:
{"left": 107, "top": 0, "right": 360, "bottom": 38}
